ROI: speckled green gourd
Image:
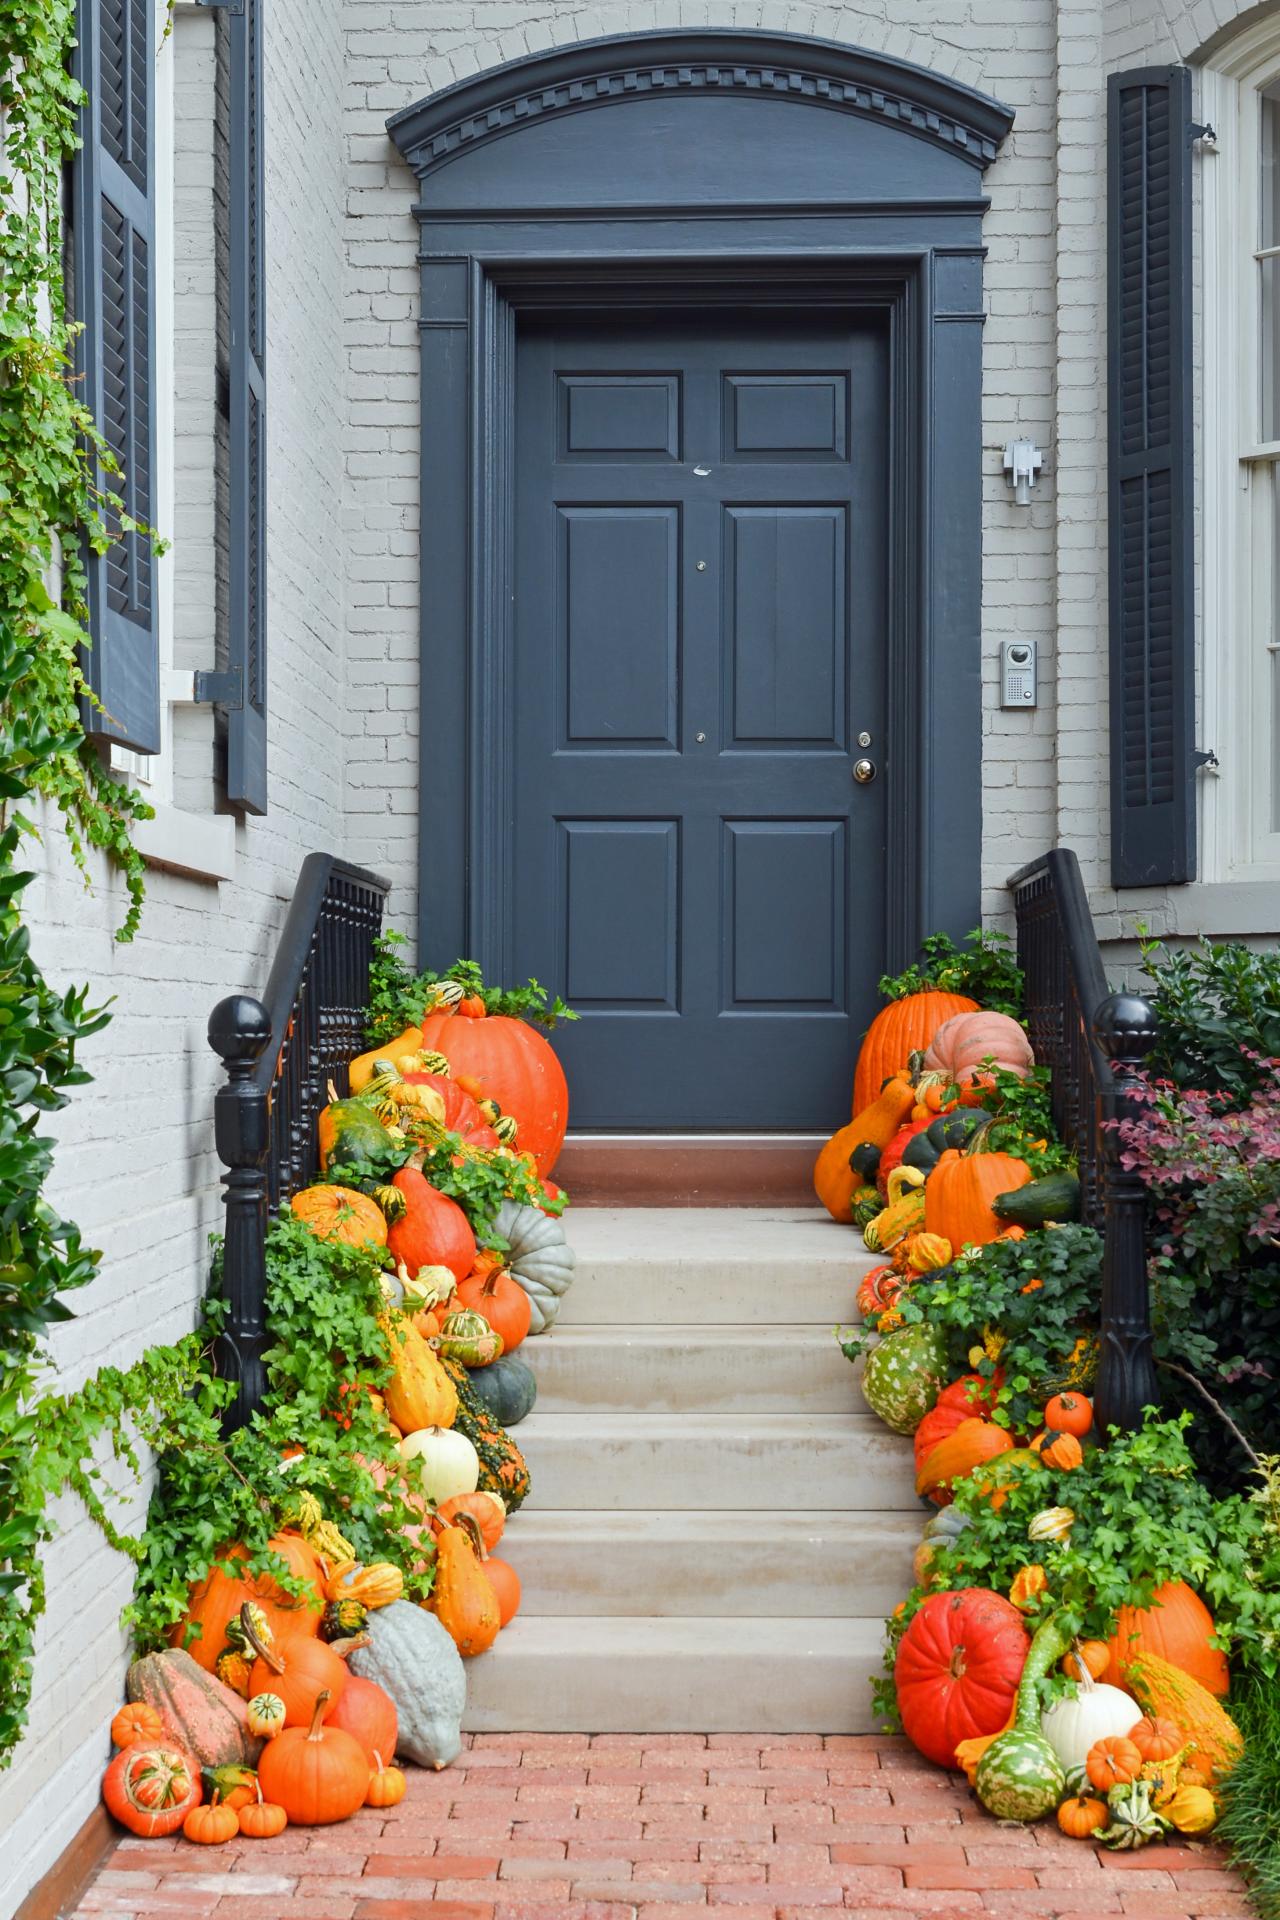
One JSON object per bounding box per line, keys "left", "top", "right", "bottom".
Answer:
{"left": 975, "top": 1615, "right": 1070, "bottom": 1821}
{"left": 1100, "top": 1777, "right": 1168, "bottom": 1850}
{"left": 859, "top": 1323, "right": 946, "bottom": 1434}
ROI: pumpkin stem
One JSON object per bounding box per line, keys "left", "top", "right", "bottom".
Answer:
{"left": 451, "top": 1509, "right": 488, "bottom": 1561}
{"left": 239, "top": 1601, "right": 285, "bottom": 1674}
{"left": 307, "top": 1690, "right": 331, "bottom": 1740}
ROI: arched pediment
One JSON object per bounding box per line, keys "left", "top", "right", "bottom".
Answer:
{"left": 387, "top": 30, "right": 1015, "bottom": 181}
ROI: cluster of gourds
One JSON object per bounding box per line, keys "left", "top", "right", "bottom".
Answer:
{"left": 815, "top": 995, "right": 1081, "bottom": 1271}
{"left": 102, "top": 984, "right": 578, "bottom": 1849}
{"left": 831, "top": 980, "right": 1242, "bottom": 1854}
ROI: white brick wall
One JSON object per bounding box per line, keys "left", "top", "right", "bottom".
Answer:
{"left": 0, "top": 0, "right": 350, "bottom": 1903}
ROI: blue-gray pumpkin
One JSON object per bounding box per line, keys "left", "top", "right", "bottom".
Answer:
{"left": 465, "top": 1352, "right": 537, "bottom": 1427}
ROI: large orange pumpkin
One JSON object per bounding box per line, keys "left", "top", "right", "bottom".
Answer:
{"left": 853, "top": 991, "right": 979, "bottom": 1117}
{"left": 1105, "top": 1582, "right": 1229, "bottom": 1698}
{"left": 172, "top": 1534, "right": 325, "bottom": 1674}
{"left": 915, "top": 1417, "right": 1014, "bottom": 1504}
{"left": 418, "top": 1011, "right": 568, "bottom": 1175}
{"left": 924, "top": 1148, "right": 1032, "bottom": 1250}
{"left": 290, "top": 1185, "right": 388, "bottom": 1250}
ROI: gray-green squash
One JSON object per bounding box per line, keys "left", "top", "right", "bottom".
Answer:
{"left": 347, "top": 1600, "right": 466, "bottom": 1770}
{"left": 493, "top": 1200, "right": 575, "bottom": 1333}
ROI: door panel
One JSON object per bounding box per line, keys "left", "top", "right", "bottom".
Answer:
{"left": 514, "top": 312, "right": 889, "bottom": 1129}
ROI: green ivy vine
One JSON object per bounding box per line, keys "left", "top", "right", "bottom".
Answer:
{"left": 0, "top": 0, "right": 168, "bottom": 1765}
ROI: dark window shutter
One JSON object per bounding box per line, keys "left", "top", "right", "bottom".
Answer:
{"left": 1107, "top": 65, "right": 1195, "bottom": 887}
{"left": 227, "top": 0, "right": 268, "bottom": 813}
{"left": 73, "top": 0, "right": 160, "bottom": 753}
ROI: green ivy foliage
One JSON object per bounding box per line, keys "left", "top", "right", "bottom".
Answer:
{"left": 0, "top": 0, "right": 169, "bottom": 1763}
{"left": 874, "top": 1414, "right": 1280, "bottom": 1730}
{"left": 129, "top": 1214, "right": 438, "bottom": 1655}
{"left": 843, "top": 1224, "right": 1103, "bottom": 1436}
{"left": 366, "top": 932, "right": 578, "bottom": 1043}
{"left": 878, "top": 928, "right": 1025, "bottom": 1019}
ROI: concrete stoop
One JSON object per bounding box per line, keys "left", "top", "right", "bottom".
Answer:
{"left": 466, "top": 1207, "right": 920, "bottom": 1734}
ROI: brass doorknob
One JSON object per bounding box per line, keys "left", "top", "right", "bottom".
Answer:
{"left": 852, "top": 758, "right": 876, "bottom": 784}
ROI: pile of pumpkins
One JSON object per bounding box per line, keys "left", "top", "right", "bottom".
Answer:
{"left": 100, "top": 984, "right": 578, "bottom": 1848}
{"left": 825, "top": 982, "right": 1243, "bottom": 1851}
{"left": 815, "top": 992, "right": 1081, "bottom": 1254}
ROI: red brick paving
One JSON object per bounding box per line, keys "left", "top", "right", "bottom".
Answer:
{"left": 66, "top": 1734, "right": 1252, "bottom": 1920}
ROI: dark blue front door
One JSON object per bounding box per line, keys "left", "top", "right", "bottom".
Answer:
{"left": 513, "top": 312, "right": 889, "bottom": 1130}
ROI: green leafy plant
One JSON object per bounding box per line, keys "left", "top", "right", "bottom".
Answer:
{"left": 844, "top": 1224, "right": 1102, "bottom": 1437}
{"left": 874, "top": 1413, "right": 1280, "bottom": 1727}
{"left": 365, "top": 933, "right": 578, "bottom": 1044}
{"left": 128, "top": 1216, "right": 438, "bottom": 1654}
{"left": 970, "top": 1064, "right": 1076, "bottom": 1177}
{"left": 879, "top": 928, "right": 1024, "bottom": 1019}
{"left": 1139, "top": 934, "right": 1280, "bottom": 1104}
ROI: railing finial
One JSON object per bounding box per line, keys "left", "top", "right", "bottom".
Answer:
{"left": 209, "top": 993, "right": 273, "bottom": 1433}
{"left": 1091, "top": 988, "right": 1160, "bottom": 1438}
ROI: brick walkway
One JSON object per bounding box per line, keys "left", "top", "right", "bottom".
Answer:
{"left": 69, "top": 1734, "right": 1252, "bottom": 1920}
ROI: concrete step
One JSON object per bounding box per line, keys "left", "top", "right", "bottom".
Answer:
{"left": 464, "top": 1613, "right": 889, "bottom": 1732}
{"left": 558, "top": 1206, "right": 872, "bottom": 1326}
{"left": 518, "top": 1410, "right": 918, "bottom": 1511}
{"left": 525, "top": 1323, "right": 856, "bottom": 1414}
{"left": 503, "top": 1509, "right": 920, "bottom": 1617}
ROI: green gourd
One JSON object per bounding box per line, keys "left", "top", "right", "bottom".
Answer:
{"left": 466, "top": 1352, "right": 537, "bottom": 1427}
{"left": 434, "top": 1308, "right": 503, "bottom": 1368}
{"left": 993, "top": 1172, "right": 1082, "bottom": 1227}
{"left": 974, "top": 1614, "right": 1070, "bottom": 1821}
{"left": 859, "top": 1323, "right": 946, "bottom": 1435}
{"left": 1100, "top": 1777, "right": 1168, "bottom": 1850}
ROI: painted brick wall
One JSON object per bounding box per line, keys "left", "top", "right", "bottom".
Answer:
{"left": 0, "top": 0, "right": 351, "bottom": 1904}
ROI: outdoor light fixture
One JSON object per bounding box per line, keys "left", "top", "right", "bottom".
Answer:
{"left": 1002, "top": 439, "right": 1044, "bottom": 506}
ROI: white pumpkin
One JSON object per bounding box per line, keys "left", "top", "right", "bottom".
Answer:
{"left": 1041, "top": 1670, "right": 1139, "bottom": 1773}
{"left": 399, "top": 1425, "right": 479, "bottom": 1502}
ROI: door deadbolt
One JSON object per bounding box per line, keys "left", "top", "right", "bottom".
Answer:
{"left": 852, "top": 758, "right": 876, "bottom": 784}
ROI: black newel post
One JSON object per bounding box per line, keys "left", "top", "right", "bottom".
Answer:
{"left": 208, "top": 993, "right": 274, "bottom": 1433}
{"left": 1092, "top": 989, "right": 1160, "bottom": 1436}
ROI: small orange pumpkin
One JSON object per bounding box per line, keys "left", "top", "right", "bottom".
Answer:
{"left": 1039, "top": 1431, "right": 1083, "bottom": 1472}
{"left": 110, "top": 1703, "right": 164, "bottom": 1750}
{"left": 290, "top": 1185, "right": 388, "bottom": 1249}
{"left": 1061, "top": 1639, "right": 1110, "bottom": 1683}
{"left": 1058, "top": 1793, "right": 1108, "bottom": 1839}
{"left": 1128, "top": 1715, "right": 1183, "bottom": 1764}
{"left": 1044, "top": 1392, "right": 1092, "bottom": 1437}
{"left": 1086, "top": 1735, "right": 1144, "bottom": 1792}
{"left": 366, "top": 1749, "right": 407, "bottom": 1808}
{"left": 183, "top": 1792, "right": 239, "bottom": 1845}
{"left": 238, "top": 1779, "right": 289, "bottom": 1839}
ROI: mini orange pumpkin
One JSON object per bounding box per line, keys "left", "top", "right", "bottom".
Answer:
{"left": 1086, "top": 1734, "right": 1144, "bottom": 1792}
{"left": 1057, "top": 1793, "right": 1108, "bottom": 1839}
{"left": 1044, "top": 1392, "right": 1093, "bottom": 1437}
{"left": 183, "top": 1792, "right": 239, "bottom": 1845}
{"left": 1128, "top": 1715, "right": 1183, "bottom": 1764}
{"left": 1039, "top": 1431, "right": 1083, "bottom": 1472}
{"left": 366, "top": 1750, "right": 407, "bottom": 1808}
{"left": 110, "top": 1703, "right": 164, "bottom": 1750}
{"left": 1061, "top": 1640, "right": 1110, "bottom": 1683}
{"left": 238, "top": 1779, "right": 289, "bottom": 1839}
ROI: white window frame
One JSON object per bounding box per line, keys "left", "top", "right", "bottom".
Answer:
{"left": 110, "top": 0, "right": 235, "bottom": 882}
{"left": 1201, "top": 18, "right": 1280, "bottom": 885}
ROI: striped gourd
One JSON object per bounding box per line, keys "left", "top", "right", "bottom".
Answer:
{"left": 974, "top": 1615, "right": 1070, "bottom": 1821}
{"left": 1123, "top": 1654, "right": 1243, "bottom": 1781}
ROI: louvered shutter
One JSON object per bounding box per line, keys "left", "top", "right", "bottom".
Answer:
{"left": 227, "top": 0, "right": 268, "bottom": 813}
{"left": 1107, "top": 66, "right": 1195, "bottom": 887}
{"left": 73, "top": 0, "right": 159, "bottom": 752}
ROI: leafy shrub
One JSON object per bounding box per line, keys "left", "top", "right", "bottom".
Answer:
{"left": 366, "top": 932, "right": 577, "bottom": 1043}
{"left": 1112, "top": 1064, "right": 1280, "bottom": 1488}
{"left": 878, "top": 928, "right": 1024, "bottom": 1020}
{"left": 1140, "top": 935, "right": 1280, "bottom": 1103}
{"left": 874, "top": 1414, "right": 1280, "bottom": 1728}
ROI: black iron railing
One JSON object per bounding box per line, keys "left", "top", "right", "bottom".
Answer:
{"left": 208, "top": 853, "right": 390, "bottom": 1431}
{"left": 1008, "top": 849, "right": 1158, "bottom": 1434}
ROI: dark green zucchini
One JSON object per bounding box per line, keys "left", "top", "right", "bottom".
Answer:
{"left": 992, "top": 1171, "right": 1082, "bottom": 1227}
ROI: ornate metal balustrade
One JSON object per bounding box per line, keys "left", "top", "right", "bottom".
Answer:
{"left": 208, "top": 854, "right": 390, "bottom": 1431}
{"left": 1008, "top": 849, "right": 1158, "bottom": 1434}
